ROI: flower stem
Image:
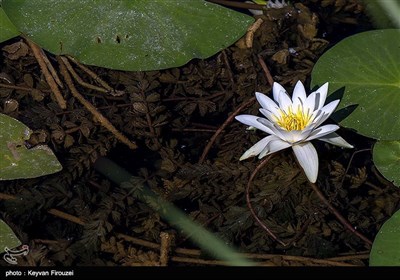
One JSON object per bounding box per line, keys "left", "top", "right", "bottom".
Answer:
{"left": 340, "top": 148, "right": 371, "bottom": 189}
{"left": 257, "top": 55, "right": 274, "bottom": 87}
{"left": 246, "top": 155, "right": 287, "bottom": 246}
{"left": 308, "top": 181, "right": 373, "bottom": 246}
{"left": 199, "top": 97, "right": 255, "bottom": 163}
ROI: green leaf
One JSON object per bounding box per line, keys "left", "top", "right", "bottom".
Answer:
{"left": 0, "top": 219, "right": 21, "bottom": 254}
{"left": 373, "top": 140, "right": 400, "bottom": 186}
{"left": 370, "top": 209, "right": 400, "bottom": 266}
{"left": 311, "top": 29, "right": 400, "bottom": 140}
{"left": 2, "top": 0, "right": 254, "bottom": 71}
{"left": 0, "top": 113, "right": 62, "bottom": 180}
{"left": 0, "top": 7, "right": 19, "bottom": 43}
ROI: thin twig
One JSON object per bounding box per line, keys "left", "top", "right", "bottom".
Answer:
{"left": 221, "top": 50, "right": 235, "bottom": 88}
{"left": 309, "top": 182, "right": 373, "bottom": 246}
{"left": 32, "top": 234, "right": 359, "bottom": 266}
{"left": 47, "top": 209, "right": 85, "bottom": 226}
{"left": 257, "top": 55, "right": 274, "bottom": 87}
{"left": 170, "top": 256, "right": 233, "bottom": 266}
{"left": 242, "top": 253, "right": 357, "bottom": 266}
{"left": 326, "top": 253, "right": 370, "bottom": 261}
{"left": 32, "top": 239, "right": 63, "bottom": 245}
{"left": 24, "top": 37, "right": 67, "bottom": 109}
{"left": 40, "top": 50, "right": 63, "bottom": 88}
{"left": 340, "top": 148, "right": 371, "bottom": 189}
{"left": 171, "top": 256, "right": 355, "bottom": 266}
{"left": 59, "top": 56, "right": 109, "bottom": 94}
{"left": 198, "top": 55, "right": 273, "bottom": 163}
{"left": 0, "top": 192, "right": 16, "bottom": 200}
{"left": 199, "top": 97, "right": 255, "bottom": 163}
{"left": 0, "top": 192, "right": 85, "bottom": 225}
{"left": 246, "top": 18, "right": 264, "bottom": 48}
{"left": 125, "top": 261, "right": 159, "bottom": 266}
{"left": 67, "top": 55, "right": 124, "bottom": 96}
{"left": 246, "top": 155, "right": 287, "bottom": 246}
{"left": 159, "top": 232, "right": 172, "bottom": 266}
{"left": 0, "top": 83, "right": 50, "bottom": 92}
{"left": 117, "top": 233, "right": 159, "bottom": 249}
{"left": 0, "top": 192, "right": 362, "bottom": 265}
{"left": 57, "top": 56, "right": 137, "bottom": 150}
{"left": 364, "top": 180, "right": 384, "bottom": 194}
{"left": 116, "top": 230, "right": 357, "bottom": 265}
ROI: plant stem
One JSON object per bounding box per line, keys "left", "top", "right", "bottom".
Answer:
{"left": 308, "top": 181, "right": 373, "bottom": 246}
{"left": 25, "top": 37, "right": 67, "bottom": 109}
{"left": 246, "top": 155, "right": 287, "bottom": 246}
{"left": 58, "top": 56, "right": 137, "bottom": 150}
{"left": 199, "top": 97, "right": 255, "bottom": 163}
{"left": 257, "top": 55, "right": 274, "bottom": 86}
{"left": 159, "top": 232, "right": 172, "bottom": 266}
{"left": 340, "top": 148, "right": 371, "bottom": 189}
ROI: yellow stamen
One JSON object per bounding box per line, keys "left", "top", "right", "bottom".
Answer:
{"left": 276, "top": 106, "right": 311, "bottom": 131}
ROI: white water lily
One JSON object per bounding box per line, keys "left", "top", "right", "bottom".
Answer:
{"left": 235, "top": 81, "right": 353, "bottom": 183}
{"left": 247, "top": 0, "right": 288, "bottom": 15}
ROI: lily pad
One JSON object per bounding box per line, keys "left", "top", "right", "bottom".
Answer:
{"left": 0, "top": 113, "right": 62, "bottom": 180}
{"left": 2, "top": 0, "right": 254, "bottom": 71}
{"left": 0, "top": 7, "right": 19, "bottom": 43}
{"left": 373, "top": 140, "right": 400, "bottom": 186}
{"left": 311, "top": 29, "right": 400, "bottom": 140}
{"left": 0, "top": 219, "right": 21, "bottom": 254}
{"left": 370, "top": 209, "right": 400, "bottom": 266}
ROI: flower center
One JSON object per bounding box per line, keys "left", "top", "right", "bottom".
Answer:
{"left": 276, "top": 107, "right": 311, "bottom": 131}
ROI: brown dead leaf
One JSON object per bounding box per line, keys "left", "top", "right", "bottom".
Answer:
{"left": 2, "top": 41, "right": 30, "bottom": 60}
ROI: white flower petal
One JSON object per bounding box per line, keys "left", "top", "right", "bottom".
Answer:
{"left": 235, "top": 115, "right": 274, "bottom": 134}
{"left": 303, "top": 91, "right": 318, "bottom": 114}
{"left": 239, "top": 135, "right": 278, "bottom": 160}
{"left": 306, "top": 124, "right": 340, "bottom": 141}
{"left": 317, "top": 132, "right": 354, "bottom": 148}
{"left": 277, "top": 91, "right": 293, "bottom": 113}
{"left": 299, "top": 126, "right": 316, "bottom": 141}
{"left": 258, "top": 117, "right": 309, "bottom": 144}
{"left": 257, "top": 117, "right": 287, "bottom": 140}
{"left": 310, "top": 109, "right": 322, "bottom": 121}
{"left": 311, "top": 100, "right": 340, "bottom": 128}
{"left": 277, "top": 129, "right": 306, "bottom": 144}
{"left": 292, "top": 142, "right": 319, "bottom": 183}
{"left": 306, "top": 112, "right": 327, "bottom": 131}
{"left": 255, "top": 92, "right": 279, "bottom": 110}
{"left": 311, "top": 82, "right": 329, "bottom": 110}
{"left": 292, "top": 81, "right": 307, "bottom": 108}
{"left": 259, "top": 138, "right": 291, "bottom": 158}
{"left": 319, "top": 99, "right": 340, "bottom": 118}
{"left": 273, "top": 82, "right": 288, "bottom": 102}
{"left": 259, "top": 108, "right": 280, "bottom": 124}
{"left": 236, "top": 80, "right": 351, "bottom": 172}
{"left": 267, "top": 0, "right": 288, "bottom": 8}
{"left": 272, "top": 82, "right": 293, "bottom": 113}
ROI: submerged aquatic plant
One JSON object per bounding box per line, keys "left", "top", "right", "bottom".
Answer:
{"left": 235, "top": 81, "right": 353, "bottom": 183}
